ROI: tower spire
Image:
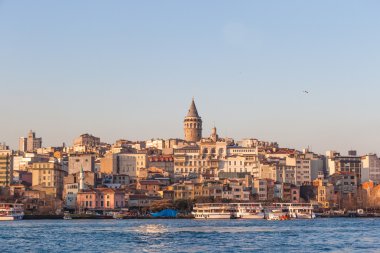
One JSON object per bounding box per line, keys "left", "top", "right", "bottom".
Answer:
{"left": 187, "top": 98, "right": 200, "bottom": 117}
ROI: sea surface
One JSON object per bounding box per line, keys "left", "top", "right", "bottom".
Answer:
{"left": 0, "top": 218, "right": 379, "bottom": 253}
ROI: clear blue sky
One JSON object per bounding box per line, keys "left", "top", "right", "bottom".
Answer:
{"left": 1, "top": 1, "right": 380, "bottom": 155}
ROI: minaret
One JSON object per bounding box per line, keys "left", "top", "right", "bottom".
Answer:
{"left": 79, "top": 166, "right": 85, "bottom": 191}
{"left": 210, "top": 126, "right": 218, "bottom": 142}
{"left": 184, "top": 98, "right": 202, "bottom": 142}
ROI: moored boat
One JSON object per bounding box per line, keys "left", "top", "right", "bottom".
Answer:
{"left": 265, "top": 208, "right": 289, "bottom": 221}
{"left": 63, "top": 211, "right": 72, "bottom": 220}
{"left": 234, "top": 203, "right": 265, "bottom": 219}
{"left": 0, "top": 203, "right": 24, "bottom": 221}
{"left": 286, "top": 204, "right": 316, "bottom": 219}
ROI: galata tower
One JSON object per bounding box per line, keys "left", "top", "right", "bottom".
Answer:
{"left": 184, "top": 98, "right": 202, "bottom": 142}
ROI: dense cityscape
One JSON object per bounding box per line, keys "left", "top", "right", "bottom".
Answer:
{"left": 0, "top": 99, "right": 380, "bottom": 219}
{"left": 0, "top": 98, "right": 379, "bottom": 219}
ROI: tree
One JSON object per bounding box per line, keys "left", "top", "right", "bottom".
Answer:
{"left": 150, "top": 199, "right": 174, "bottom": 212}
{"left": 174, "top": 199, "right": 192, "bottom": 212}
{"left": 194, "top": 196, "right": 214, "bottom": 203}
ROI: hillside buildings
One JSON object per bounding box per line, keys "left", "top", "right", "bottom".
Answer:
{"left": 0, "top": 98, "right": 379, "bottom": 213}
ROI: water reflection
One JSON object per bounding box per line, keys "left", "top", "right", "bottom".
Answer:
{"left": 134, "top": 224, "right": 168, "bottom": 234}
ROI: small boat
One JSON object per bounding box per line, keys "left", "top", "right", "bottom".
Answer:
{"left": 296, "top": 212, "right": 316, "bottom": 219}
{"left": 0, "top": 203, "right": 24, "bottom": 221}
{"left": 265, "top": 209, "right": 288, "bottom": 221}
{"left": 113, "top": 212, "right": 124, "bottom": 219}
{"left": 63, "top": 211, "right": 72, "bottom": 220}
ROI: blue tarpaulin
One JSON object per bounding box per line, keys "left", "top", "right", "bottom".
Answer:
{"left": 151, "top": 209, "right": 178, "bottom": 218}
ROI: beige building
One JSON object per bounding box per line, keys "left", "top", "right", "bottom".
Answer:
{"left": 259, "top": 160, "right": 297, "bottom": 185}
{"left": 172, "top": 182, "right": 195, "bottom": 200}
{"left": 222, "top": 181, "right": 250, "bottom": 201}
{"left": 100, "top": 153, "right": 147, "bottom": 179}
{"left": 314, "top": 179, "right": 335, "bottom": 208}
{"left": 219, "top": 153, "right": 259, "bottom": 176}
{"left": 68, "top": 154, "right": 95, "bottom": 174}
{"left": 31, "top": 160, "right": 67, "bottom": 199}
{"left": 252, "top": 178, "right": 275, "bottom": 201}
{"left": 287, "top": 151, "right": 324, "bottom": 185}
{"left": 74, "top": 133, "right": 100, "bottom": 147}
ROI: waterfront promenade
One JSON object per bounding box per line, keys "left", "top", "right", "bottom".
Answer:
{"left": 0, "top": 219, "right": 379, "bottom": 252}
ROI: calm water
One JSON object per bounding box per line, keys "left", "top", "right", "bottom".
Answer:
{"left": 0, "top": 218, "right": 379, "bottom": 252}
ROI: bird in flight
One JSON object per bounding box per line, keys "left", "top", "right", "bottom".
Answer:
{"left": 303, "top": 90, "right": 309, "bottom": 94}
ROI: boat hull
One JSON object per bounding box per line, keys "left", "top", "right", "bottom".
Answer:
{"left": 266, "top": 212, "right": 287, "bottom": 221}
{"left": 0, "top": 215, "right": 24, "bottom": 221}
{"left": 193, "top": 213, "right": 231, "bottom": 219}
{"left": 237, "top": 213, "right": 265, "bottom": 219}
{"left": 296, "top": 213, "right": 316, "bottom": 219}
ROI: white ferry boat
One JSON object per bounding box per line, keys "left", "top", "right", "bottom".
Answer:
{"left": 192, "top": 203, "right": 233, "bottom": 219}
{"left": 0, "top": 203, "right": 24, "bottom": 221}
{"left": 233, "top": 203, "right": 265, "bottom": 219}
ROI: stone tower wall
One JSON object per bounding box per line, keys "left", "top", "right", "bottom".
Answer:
{"left": 184, "top": 117, "right": 202, "bottom": 142}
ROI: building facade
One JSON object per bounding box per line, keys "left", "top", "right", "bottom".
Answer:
{"left": 68, "top": 154, "right": 95, "bottom": 174}
{"left": 0, "top": 150, "right": 13, "bottom": 187}
{"left": 76, "top": 188, "right": 125, "bottom": 210}
{"left": 361, "top": 154, "right": 380, "bottom": 183}
{"left": 100, "top": 153, "right": 147, "bottom": 179}
{"left": 31, "top": 160, "right": 67, "bottom": 199}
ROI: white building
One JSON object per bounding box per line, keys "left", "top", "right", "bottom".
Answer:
{"left": 64, "top": 183, "right": 79, "bottom": 209}
{"left": 361, "top": 154, "right": 380, "bottom": 183}
{"left": 146, "top": 139, "right": 165, "bottom": 150}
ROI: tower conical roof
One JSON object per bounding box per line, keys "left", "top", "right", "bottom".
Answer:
{"left": 186, "top": 98, "right": 200, "bottom": 117}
